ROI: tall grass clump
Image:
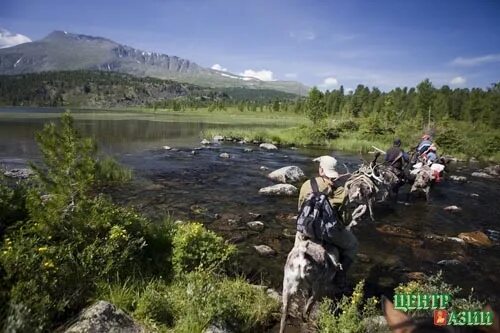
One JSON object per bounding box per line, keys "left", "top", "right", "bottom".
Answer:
{"left": 167, "top": 271, "right": 279, "bottom": 333}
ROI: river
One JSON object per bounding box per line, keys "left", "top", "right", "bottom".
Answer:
{"left": 1, "top": 108, "right": 499, "bottom": 311}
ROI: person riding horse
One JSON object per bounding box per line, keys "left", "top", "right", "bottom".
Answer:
{"left": 384, "top": 138, "right": 410, "bottom": 198}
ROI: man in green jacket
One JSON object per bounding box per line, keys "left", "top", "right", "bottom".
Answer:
{"left": 297, "top": 155, "right": 358, "bottom": 293}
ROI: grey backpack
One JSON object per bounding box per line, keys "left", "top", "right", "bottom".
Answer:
{"left": 296, "top": 178, "right": 341, "bottom": 242}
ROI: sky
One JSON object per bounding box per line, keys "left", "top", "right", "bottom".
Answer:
{"left": 1, "top": 0, "right": 500, "bottom": 91}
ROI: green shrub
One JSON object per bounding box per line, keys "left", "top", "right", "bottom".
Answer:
{"left": 0, "top": 196, "right": 149, "bottom": 331}
{"left": 0, "top": 113, "right": 155, "bottom": 331}
{"left": 134, "top": 280, "right": 174, "bottom": 327}
{"left": 317, "top": 280, "right": 384, "bottom": 333}
{"left": 0, "top": 180, "right": 28, "bottom": 237}
{"left": 172, "top": 223, "right": 236, "bottom": 275}
{"left": 434, "top": 128, "right": 464, "bottom": 154}
{"left": 334, "top": 119, "right": 360, "bottom": 132}
{"left": 482, "top": 134, "right": 500, "bottom": 156}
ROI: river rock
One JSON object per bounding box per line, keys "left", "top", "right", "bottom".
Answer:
{"left": 3, "top": 168, "right": 33, "bottom": 179}
{"left": 267, "top": 166, "right": 306, "bottom": 184}
{"left": 219, "top": 153, "right": 230, "bottom": 159}
{"left": 290, "top": 147, "right": 298, "bottom": 150}
{"left": 259, "top": 143, "right": 278, "bottom": 151}
{"left": 362, "top": 316, "right": 387, "bottom": 332}
{"left": 405, "top": 272, "right": 428, "bottom": 281}
{"left": 201, "top": 139, "right": 211, "bottom": 145}
{"left": 191, "top": 150, "right": 196, "bottom": 155}
{"left": 248, "top": 212, "right": 261, "bottom": 219}
{"left": 64, "top": 301, "right": 145, "bottom": 333}
{"left": 229, "top": 234, "right": 246, "bottom": 243}
{"left": 243, "top": 148, "right": 253, "bottom": 152}
{"left": 458, "top": 231, "right": 493, "bottom": 247}
{"left": 437, "top": 259, "right": 462, "bottom": 266}
{"left": 253, "top": 245, "right": 276, "bottom": 256}
{"left": 356, "top": 253, "right": 371, "bottom": 263}
{"left": 266, "top": 288, "right": 281, "bottom": 303}
{"left": 247, "top": 221, "right": 265, "bottom": 231}
{"left": 259, "top": 166, "right": 269, "bottom": 171}
{"left": 447, "top": 237, "right": 465, "bottom": 244}
{"left": 213, "top": 135, "right": 224, "bottom": 141}
{"left": 204, "top": 323, "right": 233, "bottom": 333}
{"left": 449, "top": 175, "right": 467, "bottom": 183}
{"left": 258, "top": 184, "right": 297, "bottom": 196}
{"left": 471, "top": 172, "right": 494, "bottom": 179}
{"left": 162, "top": 145, "right": 172, "bottom": 150}
{"left": 484, "top": 165, "right": 500, "bottom": 177}
{"left": 444, "top": 205, "right": 462, "bottom": 212}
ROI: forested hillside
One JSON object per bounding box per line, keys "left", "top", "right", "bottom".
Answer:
{"left": 0, "top": 71, "right": 298, "bottom": 108}
{"left": 300, "top": 79, "right": 500, "bottom": 129}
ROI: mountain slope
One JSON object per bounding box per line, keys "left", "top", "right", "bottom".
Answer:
{"left": 0, "top": 71, "right": 298, "bottom": 107}
{"left": 0, "top": 31, "right": 308, "bottom": 95}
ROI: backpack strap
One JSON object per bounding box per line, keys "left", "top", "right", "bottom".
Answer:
{"left": 310, "top": 177, "right": 320, "bottom": 193}
{"left": 390, "top": 151, "right": 403, "bottom": 166}
{"left": 311, "top": 177, "right": 329, "bottom": 194}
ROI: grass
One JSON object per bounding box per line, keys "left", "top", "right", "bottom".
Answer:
{"left": 95, "top": 271, "right": 279, "bottom": 333}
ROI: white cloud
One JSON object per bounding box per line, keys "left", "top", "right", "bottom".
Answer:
{"left": 284, "top": 73, "right": 297, "bottom": 79}
{"left": 451, "top": 54, "right": 500, "bottom": 67}
{"left": 450, "top": 76, "right": 466, "bottom": 86}
{"left": 239, "top": 69, "right": 275, "bottom": 81}
{"left": 211, "top": 63, "right": 227, "bottom": 71}
{"left": 0, "top": 28, "right": 32, "bottom": 49}
{"left": 318, "top": 76, "right": 339, "bottom": 90}
{"left": 289, "top": 30, "right": 316, "bottom": 41}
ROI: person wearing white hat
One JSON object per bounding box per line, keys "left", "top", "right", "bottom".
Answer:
{"left": 297, "top": 155, "right": 358, "bottom": 294}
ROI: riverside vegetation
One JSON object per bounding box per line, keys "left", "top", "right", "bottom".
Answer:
{"left": 1, "top": 71, "right": 498, "bottom": 160}
{"left": 0, "top": 113, "right": 489, "bottom": 332}
{"left": 205, "top": 80, "right": 500, "bottom": 162}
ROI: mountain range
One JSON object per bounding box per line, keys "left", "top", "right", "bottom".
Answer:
{"left": 0, "top": 30, "right": 308, "bottom": 95}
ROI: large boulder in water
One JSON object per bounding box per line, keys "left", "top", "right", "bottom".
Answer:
{"left": 259, "top": 143, "right": 278, "bottom": 151}
{"left": 267, "top": 166, "right": 305, "bottom": 184}
{"left": 471, "top": 172, "right": 494, "bottom": 179}
{"left": 258, "top": 184, "right": 297, "bottom": 196}
{"left": 458, "top": 231, "right": 493, "bottom": 247}
{"left": 64, "top": 301, "right": 145, "bottom": 333}
{"left": 253, "top": 245, "right": 276, "bottom": 256}
{"left": 484, "top": 165, "right": 500, "bottom": 177}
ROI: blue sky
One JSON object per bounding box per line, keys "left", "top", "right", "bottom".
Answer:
{"left": 1, "top": 0, "right": 499, "bottom": 91}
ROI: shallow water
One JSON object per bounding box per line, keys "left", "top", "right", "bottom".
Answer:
{"left": 1, "top": 108, "right": 499, "bottom": 311}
